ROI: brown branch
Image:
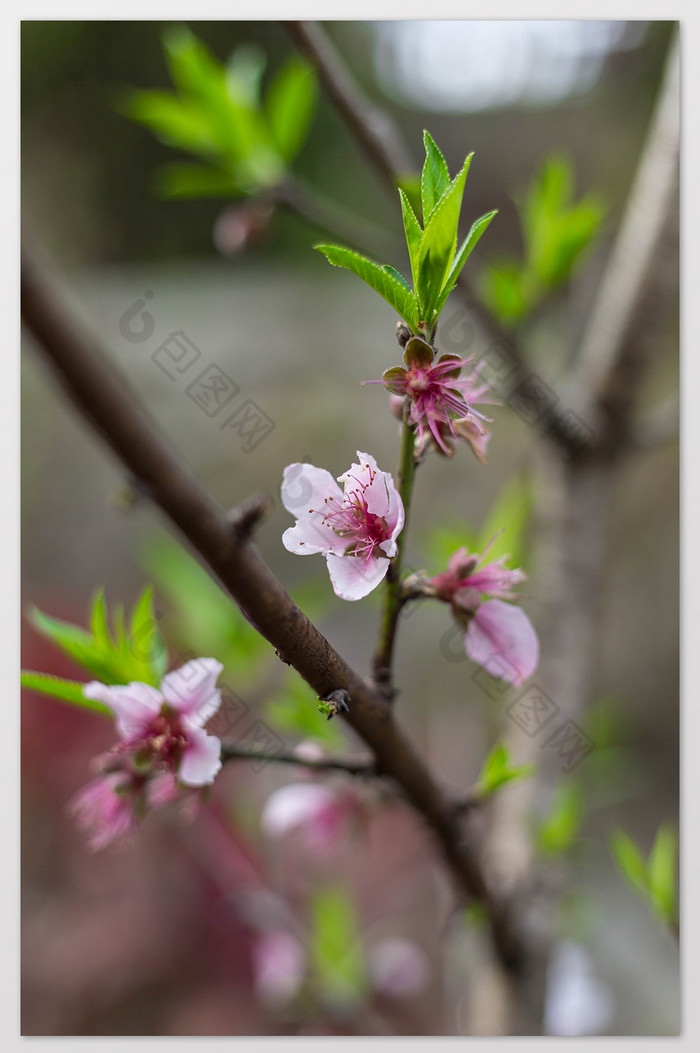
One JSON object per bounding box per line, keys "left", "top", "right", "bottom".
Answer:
{"left": 21, "top": 240, "right": 525, "bottom": 974}
{"left": 284, "top": 21, "right": 414, "bottom": 188}
{"left": 571, "top": 34, "right": 679, "bottom": 444}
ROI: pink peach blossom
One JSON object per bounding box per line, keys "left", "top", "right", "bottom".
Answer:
{"left": 281, "top": 451, "right": 404, "bottom": 601}
{"left": 373, "top": 337, "right": 494, "bottom": 457}
{"left": 429, "top": 545, "right": 538, "bottom": 686}
{"left": 84, "top": 657, "right": 224, "bottom": 787}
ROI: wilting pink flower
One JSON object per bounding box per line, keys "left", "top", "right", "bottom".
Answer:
{"left": 71, "top": 659, "right": 224, "bottom": 849}
{"left": 253, "top": 931, "right": 306, "bottom": 1008}
{"left": 261, "top": 782, "right": 362, "bottom": 852}
{"left": 84, "top": 658, "right": 224, "bottom": 787}
{"left": 429, "top": 545, "right": 538, "bottom": 686}
{"left": 372, "top": 336, "right": 493, "bottom": 457}
{"left": 281, "top": 451, "right": 404, "bottom": 601}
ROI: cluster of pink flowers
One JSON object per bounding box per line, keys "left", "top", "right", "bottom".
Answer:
{"left": 427, "top": 544, "right": 538, "bottom": 686}
{"left": 71, "top": 658, "right": 224, "bottom": 850}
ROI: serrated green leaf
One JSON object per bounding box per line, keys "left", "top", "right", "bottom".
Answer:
{"left": 30, "top": 607, "right": 115, "bottom": 681}
{"left": 421, "top": 130, "right": 451, "bottom": 221}
{"left": 315, "top": 244, "right": 418, "bottom": 329}
{"left": 416, "top": 152, "right": 473, "bottom": 320}
{"left": 310, "top": 888, "right": 367, "bottom": 1006}
{"left": 647, "top": 825, "right": 677, "bottom": 923}
{"left": 265, "top": 55, "right": 317, "bottom": 163}
{"left": 435, "top": 209, "right": 497, "bottom": 314}
{"left": 20, "top": 672, "right": 110, "bottom": 715}
{"left": 398, "top": 187, "right": 422, "bottom": 292}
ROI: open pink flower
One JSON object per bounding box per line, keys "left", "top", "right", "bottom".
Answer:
{"left": 71, "top": 659, "right": 224, "bottom": 850}
{"left": 281, "top": 451, "right": 404, "bottom": 601}
{"left": 429, "top": 546, "right": 538, "bottom": 686}
{"left": 373, "top": 336, "right": 494, "bottom": 457}
{"left": 84, "top": 657, "right": 224, "bottom": 787}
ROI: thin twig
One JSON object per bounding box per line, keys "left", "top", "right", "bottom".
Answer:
{"left": 221, "top": 744, "right": 375, "bottom": 776}
{"left": 372, "top": 403, "right": 417, "bottom": 699}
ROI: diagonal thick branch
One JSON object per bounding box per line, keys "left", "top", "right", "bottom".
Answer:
{"left": 21, "top": 242, "right": 526, "bottom": 973}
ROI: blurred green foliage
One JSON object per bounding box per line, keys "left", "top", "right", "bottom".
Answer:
{"left": 23, "top": 588, "right": 167, "bottom": 707}
{"left": 610, "top": 824, "right": 678, "bottom": 928}
{"left": 480, "top": 154, "right": 605, "bottom": 327}
{"left": 310, "top": 886, "right": 368, "bottom": 1007}
{"left": 424, "top": 471, "right": 532, "bottom": 572}
{"left": 475, "top": 741, "right": 535, "bottom": 799}
{"left": 120, "top": 25, "right": 318, "bottom": 199}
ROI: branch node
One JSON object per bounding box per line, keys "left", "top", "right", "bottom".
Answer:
{"left": 227, "top": 491, "right": 274, "bottom": 540}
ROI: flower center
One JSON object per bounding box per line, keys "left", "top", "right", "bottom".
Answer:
{"left": 315, "top": 466, "right": 391, "bottom": 561}
{"left": 136, "top": 709, "right": 189, "bottom": 770}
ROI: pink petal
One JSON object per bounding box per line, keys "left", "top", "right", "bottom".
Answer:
{"left": 161, "top": 657, "right": 223, "bottom": 724}
{"left": 368, "top": 938, "right": 429, "bottom": 998}
{"left": 178, "top": 727, "right": 222, "bottom": 786}
{"left": 261, "top": 783, "right": 335, "bottom": 836}
{"left": 253, "top": 931, "right": 306, "bottom": 1007}
{"left": 326, "top": 551, "right": 390, "bottom": 601}
{"left": 465, "top": 600, "right": 539, "bottom": 686}
{"left": 84, "top": 681, "right": 162, "bottom": 740}
{"left": 281, "top": 462, "right": 346, "bottom": 555}
{"left": 342, "top": 451, "right": 403, "bottom": 528}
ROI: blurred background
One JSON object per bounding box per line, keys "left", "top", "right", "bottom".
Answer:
{"left": 21, "top": 20, "right": 678, "bottom": 1036}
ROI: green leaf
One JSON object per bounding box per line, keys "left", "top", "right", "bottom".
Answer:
{"left": 129, "top": 586, "right": 168, "bottom": 683}
{"left": 477, "top": 473, "right": 533, "bottom": 569}
{"left": 435, "top": 209, "right": 498, "bottom": 314}
{"left": 265, "top": 55, "right": 317, "bottom": 163}
{"left": 398, "top": 187, "right": 423, "bottom": 292}
{"left": 478, "top": 260, "right": 530, "bottom": 327}
{"left": 536, "top": 782, "right": 583, "bottom": 856}
{"left": 153, "top": 162, "right": 244, "bottom": 199}
{"left": 647, "top": 825, "right": 677, "bottom": 923}
{"left": 315, "top": 244, "right": 419, "bottom": 330}
{"left": 416, "top": 152, "right": 473, "bottom": 320}
{"left": 225, "top": 43, "right": 267, "bottom": 107}
{"left": 610, "top": 830, "right": 649, "bottom": 897}
{"left": 119, "top": 90, "right": 221, "bottom": 156}
{"left": 30, "top": 607, "right": 115, "bottom": 682}
{"left": 421, "top": 130, "right": 451, "bottom": 221}
{"left": 20, "top": 672, "right": 110, "bottom": 715}
{"left": 477, "top": 742, "right": 534, "bottom": 798}
{"left": 310, "top": 888, "right": 367, "bottom": 1006}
